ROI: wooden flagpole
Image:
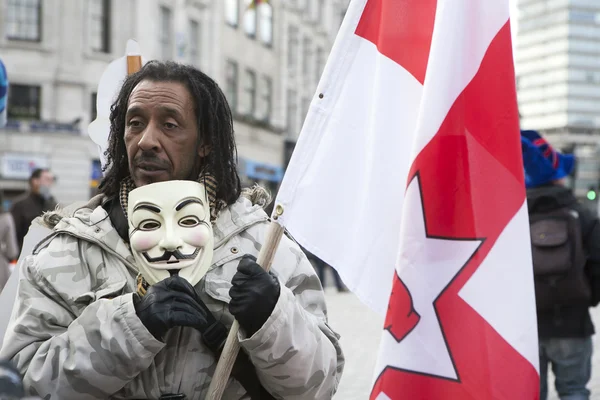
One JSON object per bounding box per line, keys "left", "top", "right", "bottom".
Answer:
{"left": 205, "top": 206, "right": 286, "bottom": 400}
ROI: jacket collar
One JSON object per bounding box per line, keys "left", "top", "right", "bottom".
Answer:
{"left": 37, "top": 192, "right": 269, "bottom": 269}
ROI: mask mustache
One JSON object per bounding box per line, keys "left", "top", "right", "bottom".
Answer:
{"left": 142, "top": 248, "right": 201, "bottom": 263}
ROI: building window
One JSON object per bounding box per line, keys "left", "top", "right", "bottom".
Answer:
{"left": 258, "top": 2, "right": 273, "bottom": 45}
{"left": 243, "top": 0, "right": 257, "bottom": 38}
{"left": 189, "top": 19, "right": 200, "bottom": 65}
{"left": 305, "top": 0, "right": 313, "bottom": 20}
{"left": 287, "top": 89, "right": 298, "bottom": 135}
{"left": 302, "top": 96, "right": 311, "bottom": 123}
{"left": 243, "top": 69, "right": 256, "bottom": 116}
{"left": 260, "top": 76, "right": 272, "bottom": 122}
{"left": 6, "top": 0, "right": 42, "bottom": 41}
{"left": 339, "top": 6, "right": 348, "bottom": 29}
{"left": 317, "top": 0, "right": 325, "bottom": 25}
{"left": 315, "top": 47, "right": 324, "bottom": 84}
{"left": 225, "top": 0, "right": 239, "bottom": 27}
{"left": 225, "top": 60, "right": 239, "bottom": 112}
{"left": 303, "top": 37, "right": 312, "bottom": 79}
{"left": 90, "top": 92, "right": 98, "bottom": 121}
{"left": 89, "top": 0, "right": 110, "bottom": 52}
{"left": 288, "top": 26, "right": 299, "bottom": 72}
{"left": 159, "top": 6, "right": 173, "bottom": 60}
{"left": 7, "top": 84, "right": 41, "bottom": 120}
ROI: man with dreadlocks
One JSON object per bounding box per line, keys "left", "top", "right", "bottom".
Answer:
{"left": 0, "top": 61, "right": 344, "bottom": 400}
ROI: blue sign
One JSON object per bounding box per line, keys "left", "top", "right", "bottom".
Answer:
{"left": 30, "top": 121, "right": 79, "bottom": 133}
{"left": 90, "top": 159, "right": 103, "bottom": 188}
{"left": 91, "top": 159, "right": 103, "bottom": 180}
{"left": 243, "top": 159, "right": 284, "bottom": 182}
{"left": 0, "top": 59, "right": 7, "bottom": 128}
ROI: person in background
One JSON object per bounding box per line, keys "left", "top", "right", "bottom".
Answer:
{"left": 10, "top": 169, "right": 56, "bottom": 256}
{"left": 0, "top": 192, "right": 18, "bottom": 293}
{"left": 522, "top": 130, "right": 600, "bottom": 400}
{"left": 302, "top": 246, "right": 348, "bottom": 292}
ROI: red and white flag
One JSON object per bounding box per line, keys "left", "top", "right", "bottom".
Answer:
{"left": 275, "top": 0, "right": 539, "bottom": 398}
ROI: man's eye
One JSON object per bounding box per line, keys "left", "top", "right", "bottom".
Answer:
{"left": 165, "top": 122, "right": 178, "bottom": 129}
{"left": 179, "top": 216, "right": 200, "bottom": 227}
{"left": 139, "top": 220, "right": 161, "bottom": 231}
{"left": 128, "top": 120, "right": 143, "bottom": 127}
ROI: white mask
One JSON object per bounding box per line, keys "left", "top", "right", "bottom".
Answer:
{"left": 128, "top": 180, "right": 214, "bottom": 286}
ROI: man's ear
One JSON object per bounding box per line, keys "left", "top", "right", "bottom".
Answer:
{"left": 198, "top": 144, "right": 211, "bottom": 157}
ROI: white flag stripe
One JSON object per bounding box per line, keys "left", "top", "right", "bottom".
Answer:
{"left": 411, "top": 0, "right": 512, "bottom": 159}
{"left": 458, "top": 202, "right": 539, "bottom": 372}
{"left": 278, "top": 38, "right": 424, "bottom": 315}
{"left": 279, "top": 0, "right": 367, "bottom": 194}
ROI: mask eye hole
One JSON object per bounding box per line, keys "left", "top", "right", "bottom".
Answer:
{"left": 139, "top": 220, "right": 161, "bottom": 231}
{"left": 179, "top": 216, "right": 200, "bottom": 227}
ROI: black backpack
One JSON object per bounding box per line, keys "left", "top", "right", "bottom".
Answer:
{"left": 529, "top": 206, "right": 591, "bottom": 311}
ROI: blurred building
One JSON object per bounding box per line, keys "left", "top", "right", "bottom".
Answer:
{"left": 515, "top": 0, "right": 600, "bottom": 198}
{"left": 0, "top": 0, "right": 348, "bottom": 207}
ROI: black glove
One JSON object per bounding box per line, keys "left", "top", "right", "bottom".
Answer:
{"left": 229, "top": 255, "right": 281, "bottom": 336}
{"left": 133, "top": 275, "right": 227, "bottom": 349}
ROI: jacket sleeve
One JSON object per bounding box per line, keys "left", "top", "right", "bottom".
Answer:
{"left": 3, "top": 213, "right": 19, "bottom": 260}
{"left": 239, "top": 236, "right": 344, "bottom": 400}
{"left": 574, "top": 203, "right": 600, "bottom": 306}
{"left": 9, "top": 203, "right": 24, "bottom": 253}
{"left": 0, "top": 236, "right": 165, "bottom": 400}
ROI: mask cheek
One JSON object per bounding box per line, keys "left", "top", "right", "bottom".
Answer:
{"left": 130, "top": 232, "right": 159, "bottom": 252}
{"left": 182, "top": 225, "right": 211, "bottom": 248}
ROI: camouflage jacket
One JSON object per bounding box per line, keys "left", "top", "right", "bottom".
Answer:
{"left": 0, "top": 193, "right": 344, "bottom": 399}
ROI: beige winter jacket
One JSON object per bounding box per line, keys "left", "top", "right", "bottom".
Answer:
{"left": 0, "top": 193, "right": 344, "bottom": 399}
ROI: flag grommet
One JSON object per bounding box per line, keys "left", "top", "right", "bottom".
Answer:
{"left": 274, "top": 205, "right": 284, "bottom": 219}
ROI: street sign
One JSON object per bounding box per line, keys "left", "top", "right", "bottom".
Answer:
{"left": 0, "top": 152, "right": 50, "bottom": 180}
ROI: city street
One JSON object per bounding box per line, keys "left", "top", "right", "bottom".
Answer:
{"left": 325, "top": 288, "right": 600, "bottom": 399}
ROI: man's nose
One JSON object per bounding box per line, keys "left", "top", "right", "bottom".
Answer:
{"left": 137, "top": 123, "right": 162, "bottom": 152}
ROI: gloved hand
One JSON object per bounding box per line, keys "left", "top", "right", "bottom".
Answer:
{"left": 133, "top": 275, "right": 227, "bottom": 349}
{"left": 229, "top": 255, "right": 281, "bottom": 336}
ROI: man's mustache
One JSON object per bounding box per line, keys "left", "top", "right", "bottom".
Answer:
{"left": 143, "top": 248, "right": 201, "bottom": 263}
{"left": 133, "top": 153, "right": 171, "bottom": 170}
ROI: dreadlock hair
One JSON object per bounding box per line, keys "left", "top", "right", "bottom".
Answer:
{"left": 98, "top": 61, "right": 241, "bottom": 206}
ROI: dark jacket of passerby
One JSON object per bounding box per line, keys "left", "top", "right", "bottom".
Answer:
{"left": 527, "top": 184, "right": 600, "bottom": 338}
{"left": 10, "top": 193, "right": 56, "bottom": 255}
{"left": 0, "top": 212, "right": 18, "bottom": 293}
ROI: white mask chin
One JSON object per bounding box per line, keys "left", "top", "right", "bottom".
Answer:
{"left": 128, "top": 180, "right": 214, "bottom": 286}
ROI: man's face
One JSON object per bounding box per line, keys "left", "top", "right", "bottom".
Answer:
{"left": 31, "top": 171, "right": 55, "bottom": 193}
{"left": 40, "top": 171, "right": 54, "bottom": 188}
{"left": 124, "top": 80, "right": 202, "bottom": 187}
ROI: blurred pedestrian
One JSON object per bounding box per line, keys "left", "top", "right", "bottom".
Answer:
{"left": 0, "top": 192, "right": 18, "bottom": 293}
{"left": 10, "top": 168, "right": 56, "bottom": 256}
{"left": 522, "top": 130, "right": 600, "bottom": 400}
{"left": 302, "top": 246, "right": 347, "bottom": 292}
